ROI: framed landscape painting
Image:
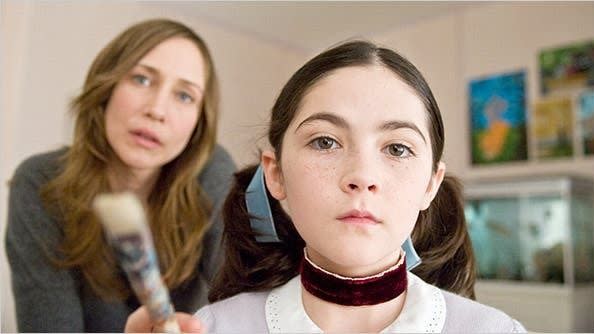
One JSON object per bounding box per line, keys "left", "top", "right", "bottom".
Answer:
{"left": 533, "top": 97, "right": 574, "bottom": 159}
{"left": 540, "top": 40, "right": 594, "bottom": 95}
{"left": 469, "top": 71, "right": 528, "bottom": 165}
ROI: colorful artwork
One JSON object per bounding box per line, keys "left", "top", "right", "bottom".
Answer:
{"left": 540, "top": 40, "right": 594, "bottom": 94}
{"left": 579, "top": 90, "right": 594, "bottom": 155}
{"left": 533, "top": 97, "right": 574, "bottom": 159}
{"left": 469, "top": 71, "right": 528, "bottom": 165}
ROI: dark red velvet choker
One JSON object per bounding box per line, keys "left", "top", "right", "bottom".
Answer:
{"left": 299, "top": 249, "right": 407, "bottom": 306}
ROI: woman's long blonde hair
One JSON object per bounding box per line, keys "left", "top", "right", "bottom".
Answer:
{"left": 41, "top": 18, "right": 219, "bottom": 300}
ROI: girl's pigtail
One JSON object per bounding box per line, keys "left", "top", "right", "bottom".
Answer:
{"left": 411, "top": 175, "right": 477, "bottom": 299}
{"left": 208, "top": 165, "right": 304, "bottom": 302}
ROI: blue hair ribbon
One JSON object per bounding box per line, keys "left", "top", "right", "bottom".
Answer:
{"left": 245, "top": 165, "right": 281, "bottom": 242}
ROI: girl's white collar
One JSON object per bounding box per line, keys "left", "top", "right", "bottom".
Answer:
{"left": 265, "top": 272, "right": 446, "bottom": 333}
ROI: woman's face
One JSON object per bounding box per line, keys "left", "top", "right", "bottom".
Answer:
{"left": 105, "top": 37, "right": 205, "bottom": 174}
{"left": 263, "top": 65, "right": 445, "bottom": 277}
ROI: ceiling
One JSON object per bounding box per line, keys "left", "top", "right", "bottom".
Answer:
{"left": 149, "top": 1, "right": 479, "bottom": 53}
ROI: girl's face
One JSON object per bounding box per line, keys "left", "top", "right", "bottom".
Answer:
{"left": 263, "top": 65, "right": 445, "bottom": 277}
{"left": 105, "top": 37, "right": 205, "bottom": 175}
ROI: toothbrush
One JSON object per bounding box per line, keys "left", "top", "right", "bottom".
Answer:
{"left": 93, "top": 192, "right": 181, "bottom": 333}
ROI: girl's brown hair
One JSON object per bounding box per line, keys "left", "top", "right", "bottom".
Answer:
{"left": 209, "top": 40, "right": 476, "bottom": 302}
{"left": 40, "top": 18, "right": 220, "bottom": 300}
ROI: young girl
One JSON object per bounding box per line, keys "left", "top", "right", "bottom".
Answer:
{"left": 6, "top": 19, "right": 235, "bottom": 332}
{"left": 127, "top": 40, "right": 525, "bottom": 333}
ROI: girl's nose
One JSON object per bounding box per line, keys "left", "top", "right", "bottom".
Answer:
{"left": 345, "top": 182, "right": 377, "bottom": 192}
{"left": 340, "top": 153, "right": 380, "bottom": 194}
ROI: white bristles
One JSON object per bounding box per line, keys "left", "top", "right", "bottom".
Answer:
{"left": 93, "top": 192, "right": 147, "bottom": 236}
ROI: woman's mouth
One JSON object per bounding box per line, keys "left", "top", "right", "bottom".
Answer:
{"left": 130, "top": 129, "right": 162, "bottom": 149}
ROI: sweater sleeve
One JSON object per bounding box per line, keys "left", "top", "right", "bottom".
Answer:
{"left": 197, "top": 144, "right": 237, "bottom": 284}
{"left": 195, "top": 304, "right": 216, "bottom": 333}
{"left": 511, "top": 318, "right": 527, "bottom": 333}
{"left": 441, "top": 290, "right": 528, "bottom": 333}
{"left": 5, "top": 153, "right": 85, "bottom": 332}
{"left": 193, "top": 292, "right": 269, "bottom": 333}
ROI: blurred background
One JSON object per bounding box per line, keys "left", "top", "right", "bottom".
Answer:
{"left": 2, "top": 1, "right": 594, "bottom": 332}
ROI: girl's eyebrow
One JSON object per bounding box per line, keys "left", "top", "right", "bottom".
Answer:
{"left": 136, "top": 63, "right": 203, "bottom": 92}
{"left": 295, "top": 112, "right": 349, "bottom": 133}
{"left": 379, "top": 121, "right": 426, "bottom": 144}
{"left": 295, "top": 112, "right": 427, "bottom": 143}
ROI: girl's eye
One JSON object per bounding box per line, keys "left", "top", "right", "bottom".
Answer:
{"left": 177, "top": 91, "right": 195, "bottom": 104}
{"left": 310, "top": 136, "right": 339, "bottom": 150}
{"left": 132, "top": 74, "right": 151, "bottom": 86}
{"left": 385, "top": 143, "right": 414, "bottom": 158}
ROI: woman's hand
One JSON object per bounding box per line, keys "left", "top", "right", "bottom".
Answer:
{"left": 125, "top": 306, "right": 205, "bottom": 333}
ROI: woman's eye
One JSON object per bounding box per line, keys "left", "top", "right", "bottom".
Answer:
{"left": 132, "top": 74, "right": 150, "bottom": 86}
{"left": 178, "top": 91, "right": 195, "bottom": 104}
{"left": 310, "top": 136, "right": 339, "bottom": 150}
{"left": 385, "top": 144, "right": 413, "bottom": 158}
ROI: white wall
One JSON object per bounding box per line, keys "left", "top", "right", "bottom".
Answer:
{"left": 0, "top": 2, "right": 305, "bottom": 332}
{"left": 1, "top": 2, "right": 34, "bottom": 331}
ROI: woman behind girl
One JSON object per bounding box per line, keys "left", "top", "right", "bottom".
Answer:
{"left": 6, "top": 19, "right": 235, "bottom": 332}
{"left": 128, "top": 40, "right": 525, "bottom": 333}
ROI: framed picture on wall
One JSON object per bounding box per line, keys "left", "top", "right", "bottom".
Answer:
{"left": 533, "top": 97, "right": 574, "bottom": 159}
{"left": 579, "top": 90, "right": 594, "bottom": 156}
{"left": 469, "top": 70, "right": 528, "bottom": 165}
{"left": 539, "top": 40, "right": 594, "bottom": 95}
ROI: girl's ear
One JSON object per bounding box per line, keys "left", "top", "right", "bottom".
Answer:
{"left": 420, "top": 161, "right": 446, "bottom": 210}
{"left": 261, "top": 150, "right": 286, "bottom": 200}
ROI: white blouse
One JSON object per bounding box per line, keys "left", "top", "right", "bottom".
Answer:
{"left": 265, "top": 272, "right": 446, "bottom": 333}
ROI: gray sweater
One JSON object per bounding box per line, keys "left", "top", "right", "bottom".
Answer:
{"left": 5, "top": 145, "right": 236, "bottom": 332}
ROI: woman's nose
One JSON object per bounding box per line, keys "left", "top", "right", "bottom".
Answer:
{"left": 145, "top": 89, "right": 169, "bottom": 122}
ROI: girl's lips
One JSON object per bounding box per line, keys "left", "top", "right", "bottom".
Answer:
{"left": 337, "top": 210, "right": 380, "bottom": 225}
{"left": 338, "top": 217, "right": 379, "bottom": 225}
